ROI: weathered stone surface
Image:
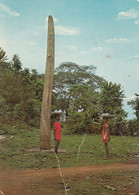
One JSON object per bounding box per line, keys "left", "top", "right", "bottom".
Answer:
{"left": 40, "top": 16, "right": 55, "bottom": 150}
{"left": 0, "top": 135, "right": 6, "bottom": 139}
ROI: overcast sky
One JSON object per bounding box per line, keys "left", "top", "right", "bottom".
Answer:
{"left": 0, "top": 0, "right": 139, "bottom": 119}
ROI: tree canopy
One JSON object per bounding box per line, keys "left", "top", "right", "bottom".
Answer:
{"left": 128, "top": 94, "right": 139, "bottom": 129}
{"left": 0, "top": 48, "right": 137, "bottom": 135}
{"left": 53, "top": 62, "right": 105, "bottom": 115}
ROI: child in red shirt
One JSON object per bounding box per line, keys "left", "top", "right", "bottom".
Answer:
{"left": 53, "top": 114, "right": 62, "bottom": 154}
{"left": 102, "top": 116, "right": 110, "bottom": 159}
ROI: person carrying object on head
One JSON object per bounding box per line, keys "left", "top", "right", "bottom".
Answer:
{"left": 53, "top": 113, "right": 62, "bottom": 154}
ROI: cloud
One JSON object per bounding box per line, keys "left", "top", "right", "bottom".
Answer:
{"left": 0, "top": 39, "right": 13, "bottom": 47}
{"left": 105, "top": 37, "right": 132, "bottom": 43}
{"left": 32, "top": 31, "right": 41, "bottom": 36}
{"left": 45, "top": 17, "right": 80, "bottom": 36}
{"left": 91, "top": 46, "right": 104, "bottom": 51}
{"left": 134, "top": 20, "right": 139, "bottom": 24}
{"left": 64, "top": 45, "right": 77, "bottom": 50}
{"left": 55, "top": 25, "right": 80, "bottom": 35}
{"left": 117, "top": 9, "right": 139, "bottom": 20}
{"left": 128, "top": 55, "right": 139, "bottom": 59}
{"left": 80, "top": 46, "right": 106, "bottom": 54}
{"left": 0, "top": 3, "right": 20, "bottom": 17}
{"left": 0, "top": 13, "right": 6, "bottom": 18}
{"left": 80, "top": 51, "right": 89, "bottom": 55}
{"left": 24, "top": 41, "right": 37, "bottom": 46}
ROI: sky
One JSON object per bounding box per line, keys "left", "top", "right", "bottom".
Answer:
{"left": 0, "top": 0, "right": 139, "bottom": 119}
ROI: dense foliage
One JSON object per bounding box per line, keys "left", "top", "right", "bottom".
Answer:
{"left": 66, "top": 85, "right": 100, "bottom": 134}
{"left": 0, "top": 54, "right": 43, "bottom": 126}
{"left": 127, "top": 95, "right": 139, "bottom": 135}
{"left": 99, "top": 82, "right": 127, "bottom": 135}
{"left": 0, "top": 48, "right": 138, "bottom": 135}
{"left": 53, "top": 62, "right": 104, "bottom": 116}
{"left": 128, "top": 94, "right": 139, "bottom": 126}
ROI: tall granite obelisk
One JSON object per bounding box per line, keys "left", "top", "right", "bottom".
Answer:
{"left": 40, "top": 15, "right": 55, "bottom": 149}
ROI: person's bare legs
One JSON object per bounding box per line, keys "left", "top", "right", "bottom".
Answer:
{"left": 55, "top": 140, "right": 60, "bottom": 154}
{"left": 104, "top": 143, "right": 109, "bottom": 159}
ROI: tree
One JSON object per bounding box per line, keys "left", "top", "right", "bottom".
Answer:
{"left": 69, "top": 85, "right": 99, "bottom": 112}
{"left": 0, "top": 70, "right": 21, "bottom": 121}
{"left": 128, "top": 94, "right": 139, "bottom": 128}
{"left": 53, "top": 62, "right": 105, "bottom": 116}
{"left": 30, "top": 69, "right": 43, "bottom": 101}
{"left": 10, "top": 54, "right": 22, "bottom": 72}
{"left": 0, "top": 95, "right": 6, "bottom": 121}
{"left": 127, "top": 119, "right": 138, "bottom": 136}
{"left": 0, "top": 47, "right": 7, "bottom": 61}
{"left": 100, "top": 82, "right": 127, "bottom": 135}
{"left": 15, "top": 68, "right": 42, "bottom": 125}
{"left": 66, "top": 85, "right": 100, "bottom": 134}
{"left": 0, "top": 47, "right": 10, "bottom": 75}
{"left": 0, "top": 50, "right": 42, "bottom": 126}
{"left": 0, "top": 49, "right": 20, "bottom": 122}
{"left": 19, "top": 68, "right": 34, "bottom": 111}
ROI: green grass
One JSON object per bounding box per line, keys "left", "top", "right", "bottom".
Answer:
{"left": 0, "top": 124, "right": 139, "bottom": 169}
{"left": 64, "top": 169, "right": 139, "bottom": 195}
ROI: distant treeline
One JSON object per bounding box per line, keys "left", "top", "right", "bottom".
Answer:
{"left": 0, "top": 48, "right": 138, "bottom": 135}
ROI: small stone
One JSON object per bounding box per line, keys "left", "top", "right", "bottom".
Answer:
{"left": 10, "top": 136, "right": 14, "bottom": 140}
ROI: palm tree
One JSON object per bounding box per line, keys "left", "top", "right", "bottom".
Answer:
{"left": 0, "top": 47, "right": 7, "bottom": 61}
{"left": 0, "top": 47, "right": 8, "bottom": 79}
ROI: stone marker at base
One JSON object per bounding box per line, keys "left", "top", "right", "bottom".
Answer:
{"left": 40, "top": 15, "right": 55, "bottom": 150}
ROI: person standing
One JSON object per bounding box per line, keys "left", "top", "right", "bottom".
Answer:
{"left": 53, "top": 114, "right": 62, "bottom": 154}
{"left": 102, "top": 116, "right": 110, "bottom": 159}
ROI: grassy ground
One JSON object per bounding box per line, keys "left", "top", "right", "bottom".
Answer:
{"left": 63, "top": 169, "right": 139, "bottom": 195}
{"left": 0, "top": 123, "right": 139, "bottom": 169}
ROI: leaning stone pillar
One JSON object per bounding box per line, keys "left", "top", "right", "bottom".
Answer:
{"left": 40, "top": 15, "right": 55, "bottom": 149}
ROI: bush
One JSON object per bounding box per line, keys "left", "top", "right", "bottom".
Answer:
{"left": 66, "top": 111, "right": 97, "bottom": 134}
{"left": 127, "top": 119, "right": 138, "bottom": 136}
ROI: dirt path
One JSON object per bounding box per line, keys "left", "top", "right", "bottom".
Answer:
{"left": 0, "top": 161, "right": 138, "bottom": 195}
